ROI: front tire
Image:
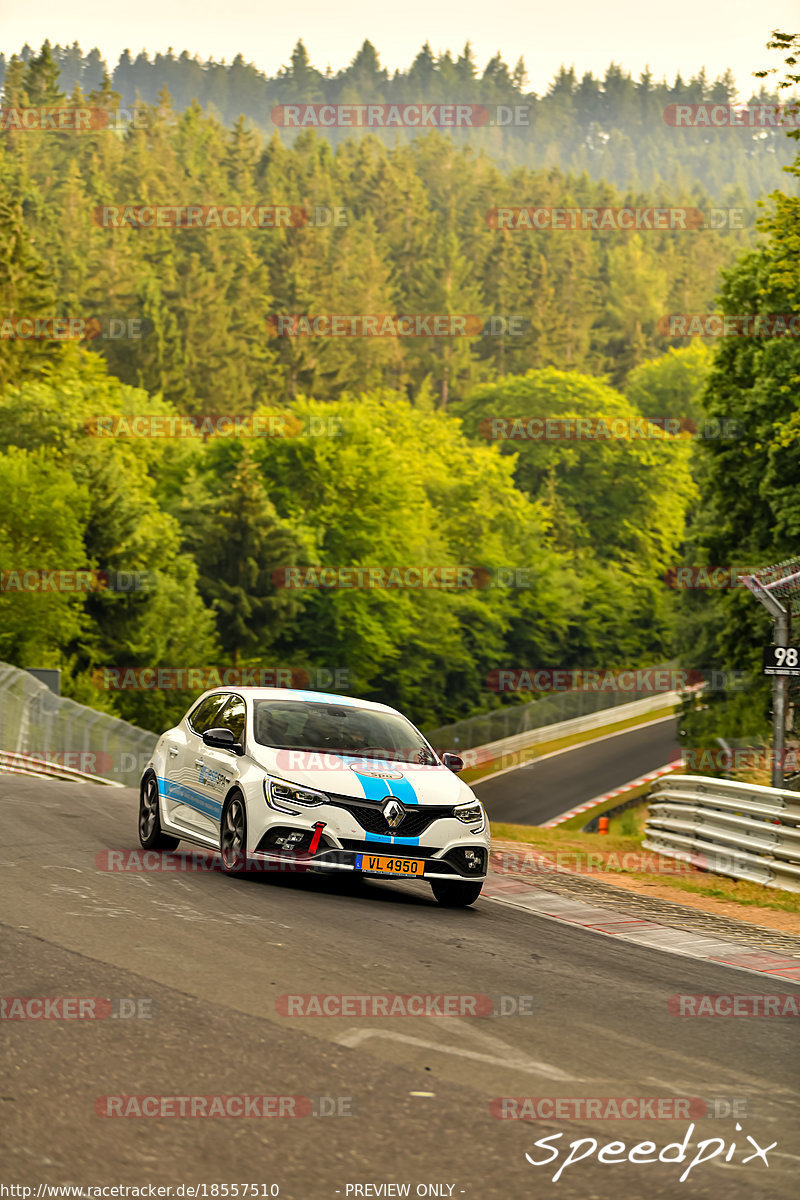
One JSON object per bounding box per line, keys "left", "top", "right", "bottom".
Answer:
{"left": 139, "top": 774, "right": 180, "bottom": 850}
{"left": 430, "top": 879, "right": 483, "bottom": 907}
{"left": 220, "top": 793, "right": 248, "bottom": 875}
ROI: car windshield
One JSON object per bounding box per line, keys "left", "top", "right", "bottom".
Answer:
{"left": 252, "top": 700, "right": 437, "bottom": 764}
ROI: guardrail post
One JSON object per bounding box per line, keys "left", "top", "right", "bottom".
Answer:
{"left": 743, "top": 574, "right": 792, "bottom": 789}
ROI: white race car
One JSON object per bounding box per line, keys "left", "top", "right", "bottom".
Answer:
{"left": 138, "top": 688, "right": 489, "bottom": 906}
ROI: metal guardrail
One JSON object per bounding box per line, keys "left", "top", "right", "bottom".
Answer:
{"left": 456, "top": 692, "right": 682, "bottom": 773}
{"left": 0, "top": 661, "right": 157, "bottom": 788}
{"left": 0, "top": 749, "right": 124, "bottom": 787}
{"left": 644, "top": 774, "right": 800, "bottom": 893}
{"left": 425, "top": 662, "right": 679, "bottom": 751}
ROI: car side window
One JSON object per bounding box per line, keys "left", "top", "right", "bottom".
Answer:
{"left": 216, "top": 695, "right": 246, "bottom": 743}
{"left": 188, "top": 694, "right": 229, "bottom": 734}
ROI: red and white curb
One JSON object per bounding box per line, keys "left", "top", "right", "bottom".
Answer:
{"left": 540, "top": 762, "right": 680, "bottom": 827}
{"left": 484, "top": 849, "right": 800, "bottom": 984}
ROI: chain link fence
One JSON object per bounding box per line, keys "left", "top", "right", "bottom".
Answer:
{"left": 0, "top": 661, "right": 157, "bottom": 787}
{"left": 425, "top": 662, "right": 678, "bottom": 751}
{"left": 754, "top": 555, "right": 800, "bottom": 617}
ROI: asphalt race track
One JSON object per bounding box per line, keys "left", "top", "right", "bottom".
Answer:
{"left": 474, "top": 716, "right": 682, "bottom": 825}
{"left": 1, "top": 773, "right": 798, "bottom": 1199}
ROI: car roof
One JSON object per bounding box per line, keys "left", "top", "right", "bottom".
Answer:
{"left": 193, "top": 687, "right": 401, "bottom": 715}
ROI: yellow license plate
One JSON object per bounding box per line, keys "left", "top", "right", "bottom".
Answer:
{"left": 356, "top": 853, "right": 425, "bottom": 877}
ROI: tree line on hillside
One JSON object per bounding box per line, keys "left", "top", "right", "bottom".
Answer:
{"left": 1, "top": 46, "right": 754, "bottom": 415}
{"left": 1, "top": 40, "right": 797, "bottom": 196}
{"left": 0, "top": 38, "right": 797, "bottom": 754}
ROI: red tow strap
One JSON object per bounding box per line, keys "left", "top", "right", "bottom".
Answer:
{"left": 308, "top": 822, "right": 325, "bottom": 855}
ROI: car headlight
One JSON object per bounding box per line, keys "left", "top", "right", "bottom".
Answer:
{"left": 453, "top": 801, "right": 485, "bottom": 832}
{"left": 265, "top": 778, "right": 330, "bottom": 813}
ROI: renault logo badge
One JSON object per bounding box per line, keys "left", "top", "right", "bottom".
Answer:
{"left": 382, "top": 798, "right": 405, "bottom": 828}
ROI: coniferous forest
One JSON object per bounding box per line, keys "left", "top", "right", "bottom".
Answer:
{"left": 0, "top": 38, "right": 798, "bottom": 741}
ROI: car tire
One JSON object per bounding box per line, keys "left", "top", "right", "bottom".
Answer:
{"left": 220, "top": 792, "right": 248, "bottom": 875}
{"left": 430, "top": 879, "right": 483, "bottom": 907}
{"left": 139, "top": 773, "right": 180, "bottom": 850}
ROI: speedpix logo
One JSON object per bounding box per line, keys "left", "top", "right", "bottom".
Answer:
{"left": 523, "top": 1122, "right": 776, "bottom": 1183}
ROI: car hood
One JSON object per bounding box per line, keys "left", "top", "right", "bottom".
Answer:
{"left": 248, "top": 748, "right": 475, "bottom": 806}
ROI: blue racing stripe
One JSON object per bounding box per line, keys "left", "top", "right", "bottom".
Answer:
{"left": 348, "top": 767, "right": 393, "bottom": 802}
{"left": 364, "top": 831, "right": 420, "bottom": 846}
{"left": 342, "top": 757, "right": 421, "bottom": 846}
{"left": 384, "top": 774, "right": 419, "bottom": 807}
{"left": 157, "top": 775, "right": 222, "bottom": 820}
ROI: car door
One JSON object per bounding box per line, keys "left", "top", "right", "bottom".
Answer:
{"left": 163, "top": 693, "right": 230, "bottom": 835}
{"left": 193, "top": 693, "right": 246, "bottom": 834}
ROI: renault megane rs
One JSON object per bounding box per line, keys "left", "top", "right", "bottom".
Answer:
{"left": 138, "top": 688, "right": 489, "bottom": 906}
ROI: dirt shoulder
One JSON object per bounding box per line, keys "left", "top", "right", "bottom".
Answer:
{"left": 491, "top": 826, "right": 800, "bottom": 939}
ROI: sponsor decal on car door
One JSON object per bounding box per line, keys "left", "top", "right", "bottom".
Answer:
{"left": 193, "top": 695, "right": 245, "bottom": 834}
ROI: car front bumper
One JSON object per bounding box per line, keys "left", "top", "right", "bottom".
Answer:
{"left": 243, "top": 842, "right": 488, "bottom": 882}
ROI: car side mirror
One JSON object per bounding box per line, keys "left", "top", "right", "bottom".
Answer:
{"left": 203, "top": 728, "right": 244, "bottom": 755}
{"left": 442, "top": 752, "right": 464, "bottom": 773}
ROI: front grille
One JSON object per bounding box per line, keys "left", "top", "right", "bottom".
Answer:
{"left": 327, "top": 795, "right": 454, "bottom": 837}
{"left": 337, "top": 840, "right": 448, "bottom": 861}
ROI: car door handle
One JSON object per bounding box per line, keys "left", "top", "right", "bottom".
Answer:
{"left": 168, "top": 747, "right": 179, "bottom": 757}
{"left": 195, "top": 758, "right": 204, "bottom": 768}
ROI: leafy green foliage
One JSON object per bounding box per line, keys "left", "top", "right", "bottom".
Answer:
{"left": 677, "top": 155, "right": 800, "bottom": 747}
{"left": 0, "top": 43, "right": 787, "bottom": 737}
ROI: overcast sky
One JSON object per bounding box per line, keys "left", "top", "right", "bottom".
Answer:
{"left": 2, "top": 2, "right": 797, "bottom": 94}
